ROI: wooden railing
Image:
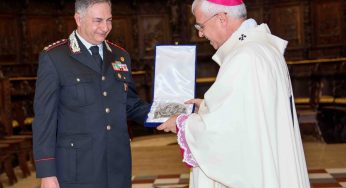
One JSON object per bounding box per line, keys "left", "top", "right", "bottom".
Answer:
{"left": 288, "top": 57, "right": 346, "bottom": 105}
{"left": 7, "top": 70, "right": 147, "bottom": 81}
{"left": 195, "top": 57, "right": 346, "bottom": 105}
{"left": 286, "top": 57, "right": 346, "bottom": 65}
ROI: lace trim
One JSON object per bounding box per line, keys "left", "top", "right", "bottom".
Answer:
{"left": 176, "top": 114, "right": 198, "bottom": 167}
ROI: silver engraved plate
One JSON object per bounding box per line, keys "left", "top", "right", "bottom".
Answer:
{"left": 154, "top": 103, "right": 187, "bottom": 119}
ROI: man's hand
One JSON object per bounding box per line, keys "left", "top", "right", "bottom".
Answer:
{"left": 41, "top": 176, "right": 59, "bottom": 188}
{"left": 185, "top": 98, "right": 203, "bottom": 113}
{"left": 157, "top": 115, "right": 178, "bottom": 133}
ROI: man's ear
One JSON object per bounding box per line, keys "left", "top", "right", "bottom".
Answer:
{"left": 218, "top": 13, "right": 228, "bottom": 26}
{"left": 74, "top": 12, "right": 81, "bottom": 27}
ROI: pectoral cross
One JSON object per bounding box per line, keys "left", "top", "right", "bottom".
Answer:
{"left": 239, "top": 34, "right": 247, "bottom": 41}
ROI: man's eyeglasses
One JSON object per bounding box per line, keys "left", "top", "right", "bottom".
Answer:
{"left": 194, "top": 14, "right": 218, "bottom": 31}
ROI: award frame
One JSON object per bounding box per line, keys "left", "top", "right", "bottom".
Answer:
{"left": 145, "top": 45, "right": 197, "bottom": 127}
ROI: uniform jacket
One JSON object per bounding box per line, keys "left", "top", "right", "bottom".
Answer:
{"left": 32, "top": 31, "right": 150, "bottom": 188}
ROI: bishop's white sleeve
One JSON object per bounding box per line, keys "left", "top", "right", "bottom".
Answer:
{"left": 176, "top": 114, "right": 198, "bottom": 168}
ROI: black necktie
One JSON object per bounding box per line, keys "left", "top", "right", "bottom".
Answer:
{"left": 90, "top": 45, "right": 103, "bottom": 69}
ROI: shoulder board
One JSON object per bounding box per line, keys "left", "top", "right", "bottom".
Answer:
{"left": 43, "top": 39, "right": 68, "bottom": 52}
{"left": 106, "top": 40, "right": 127, "bottom": 53}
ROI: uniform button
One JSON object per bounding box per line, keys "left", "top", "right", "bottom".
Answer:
{"left": 103, "top": 91, "right": 108, "bottom": 96}
{"left": 106, "top": 125, "right": 111, "bottom": 131}
{"left": 76, "top": 78, "right": 80, "bottom": 82}
{"left": 102, "top": 76, "right": 106, "bottom": 81}
{"left": 105, "top": 108, "right": 110, "bottom": 113}
{"left": 70, "top": 143, "right": 74, "bottom": 147}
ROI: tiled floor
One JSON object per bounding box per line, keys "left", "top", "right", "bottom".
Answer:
{"left": 1, "top": 134, "right": 346, "bottom": 187}
{"left": 309, "top": 168, "right": 346, "bottom": 188}
{"left": 131, "top": 169, "right": 346, "bottom": 188}
{"left": 2, "top": 169, "right": 346, "bottom": 188}
{"left": 132, "top": 174, "right": 189, "bottom": 188}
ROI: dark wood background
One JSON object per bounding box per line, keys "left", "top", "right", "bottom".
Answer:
{"left": 0, "top": 0, "right": 345, "bottom": 67}
{"left": 0, "top": 0, "right": 345, "bottom": 139}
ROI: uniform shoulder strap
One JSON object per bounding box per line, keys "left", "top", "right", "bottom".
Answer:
{"left": 105, "top": 40, "right": 127, "bottom": 53}
{"left": 43, "top": 39, "right": 68, "bottom": 52}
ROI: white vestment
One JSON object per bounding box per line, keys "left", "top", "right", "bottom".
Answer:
{"left": 185, "top": 20, "right": 310, "bottom": 188}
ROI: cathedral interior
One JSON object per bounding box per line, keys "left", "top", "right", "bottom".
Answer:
{"left": 0, "top": 0, "right": 345, "bottom": 187}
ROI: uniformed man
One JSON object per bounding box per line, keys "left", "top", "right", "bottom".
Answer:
{"left": 32, "top": 0, "right": 150, "bottom": 187}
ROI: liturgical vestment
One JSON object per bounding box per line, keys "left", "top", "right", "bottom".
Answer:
{"left": 179, "top": 20, "right": 311, "bottom": 188}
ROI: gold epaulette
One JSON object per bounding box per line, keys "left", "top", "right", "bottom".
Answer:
{"left": 106, "top": 40, "right": 127, "bottom": 53}
{"left": 43, "top": 39, "right": 68, "bottom": 52}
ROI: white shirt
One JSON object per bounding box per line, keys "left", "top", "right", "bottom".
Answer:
{"left": 75, "top": 30, "right": 104, "bottom": 60}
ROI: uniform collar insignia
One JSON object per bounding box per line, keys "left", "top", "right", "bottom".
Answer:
{"left": 104, "top": 41, "right": 112, "bottom": 52}
{"left": 68, "top": 31, "right": 81, "bottom": 53}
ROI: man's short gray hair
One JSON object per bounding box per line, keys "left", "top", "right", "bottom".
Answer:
{"left": 75, "top": 0, "right": 111, "bottom": 14}
{"left": 192, "top": 0, "right": 247, "bottom": 20}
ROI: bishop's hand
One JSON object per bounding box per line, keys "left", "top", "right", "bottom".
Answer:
{"left": 185, "top": 98, "right": 203, "bottom": 113}
{"left": 157, "top": 115, "right": 178, "bottom": 133}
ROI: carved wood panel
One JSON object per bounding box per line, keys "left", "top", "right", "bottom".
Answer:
{"left": 315, "top": 62, "right": 339, "bottom": 97}
{"left": 246, "top": 0, "right": 265, "bottom": 4}
{"left": 25, "top": 1, "right": 58, "bottom": 15}
{"left": 0, "top": 1, "right": 21, "bottom": 14}
{"left": 186, "top": 5, "right": 207, "bottom": 43}
{"left": 335, "top": 62, "right": 346, "bottom": 98}
{"left": 247, "top": 7, "right": 264, "bottom": 23}
{"left": 0, "top": 79, "right": 12, "bottom": 135}
{"left": 313, "top": 0, "right": 344, "bottom": 47}
{"left": 138, "top": 15, "right": 171, "bottom": 59}
{"left": 25, "top": 16, "right": 61, "bottom": 63}
{"left": 0, "top": 64, "right": 37, "bottom": 78}
{"left": 108, "top": 16, "right": 133, "bottom": 54}
{"left": 59, "top": 16, "right": 76, "bottom": 37}
{"left": 185, "top": 5, "right": 215, "bottom": 57}
{"left": 0, "top": 15, "right": 19, "bottom": 63}
{"left": 269, "top": 3, "right": 305, "bottom": 49}
{"left": 290, "top": 63, "right": 316, "bottom": 99}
